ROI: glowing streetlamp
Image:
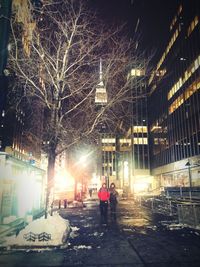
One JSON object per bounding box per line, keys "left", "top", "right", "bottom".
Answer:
{"left": 74, "top": 153, "right": 90, "bottom": 200}
{"left": 185, "top": 160, "right": 192, "bottom": 200}
{"left": 79, "top": 155, "right": 87, "bottom": 167}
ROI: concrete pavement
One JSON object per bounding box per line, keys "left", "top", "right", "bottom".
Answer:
{"left": 0, "top": 197, "right": 200, "bottom": 266}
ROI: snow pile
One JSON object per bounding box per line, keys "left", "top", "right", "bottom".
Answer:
{"left": 88, "top": 231, "right": 104, "bottom": 237}
{"left": 70, "top": 226, "right": 79, "bottom": 238}
{"left": 68, "top": 201, "right": 84, "bottom": 208}
{"left": 83, "top": 200, "right": 99, "bottom": 208}
{"left": 71, "top": 226, "right": 80, "bottom": 232}
{"left": 167, "top": 223, "right": 184, "bottom": 230}
{"left": 123, "top": 228, "right": 135, "bottom": 232}
{"left": 73, "top": 245, "right": 92, "bottom": 250}
{"left": 5, "top": 212, "right": 70, "bottom": 247}
{"left": 146, "top": 225, "right": 157, "bottom": 231}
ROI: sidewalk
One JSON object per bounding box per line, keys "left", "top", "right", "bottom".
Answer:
{"left": 0, "top": 193, "right": 98, "bottom": 241}
{"left": 1, "top": 198, "right": 200, "bottom": 267}
{"left": 61, "top": 198, "right": 200, "bottom": 266}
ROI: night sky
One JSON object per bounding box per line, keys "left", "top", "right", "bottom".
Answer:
{"left": 90, "top": 0, "right": 180, "bottom": 55}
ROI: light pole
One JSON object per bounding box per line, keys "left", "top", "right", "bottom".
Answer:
{"left": 185, "top": 160, "right": 192, "bottom": 200}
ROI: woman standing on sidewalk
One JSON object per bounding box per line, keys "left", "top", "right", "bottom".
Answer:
{"left": 109, "top": 183, "right": 119, "bottom": 220}
{"left": 98, "top": 183, "right": 110, "bottom": 223}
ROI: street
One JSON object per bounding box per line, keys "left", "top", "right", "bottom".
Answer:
{"left": 1, "top": 198, "right": 200, "bottom": 267}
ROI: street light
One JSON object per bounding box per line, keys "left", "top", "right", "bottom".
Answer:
{"left": 79, "top": 155, "right": 87, "bottom": 167}
{"left": 185, "top": 160, "right": 192, "bottom": 200}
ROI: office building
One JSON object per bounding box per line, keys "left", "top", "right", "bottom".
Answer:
{"left": 0, "top": 0, "right": 12, "bottom": 151}
{"left": 0, "top": 0, "right": 46, "bottom": 225}
{"left": 0, "top": 0, "right": 44, "bottom": 163}
{"left": 126, "top": 66, "right": 152, "bottom": 193}
{"left": 148, "top": 0, "right": 200, "bottom": 188}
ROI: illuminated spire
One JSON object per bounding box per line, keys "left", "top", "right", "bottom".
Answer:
{"left": 95, "top": 58, "right": 107, "bottom": 105}
{"left": 98, "top": 58, "right": 104, "bottom": 86}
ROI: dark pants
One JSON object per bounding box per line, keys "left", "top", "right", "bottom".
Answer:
{"left": 100, "top": 200, "right": 108, "bottom": 221}
{"left": 89, "top": 189, "right": 92, "bottom": 197}
{"left": 110, "top": 201, "right": 117, "bottom": 220}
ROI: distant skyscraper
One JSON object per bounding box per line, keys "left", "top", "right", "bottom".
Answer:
{"left": 0, "top": 0, "right": 12, "bottom": 150}
{"left": 95, "top": 58, "right": 108, "bottom": 105}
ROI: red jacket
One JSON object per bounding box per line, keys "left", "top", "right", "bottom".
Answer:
{"left": 98, "top": 188, "right": 110, "bottom": 201}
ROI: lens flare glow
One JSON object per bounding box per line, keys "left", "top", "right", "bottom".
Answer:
{"left": 54, "top": 170, "right": 75, "bottom": 192}
{"left": 134, "top": 182, "right": 149, "bottom": 193}
{"left": 17, "top": 171, "right": 43, "bottom": 217}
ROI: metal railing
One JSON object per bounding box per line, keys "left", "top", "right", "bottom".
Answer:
{"left": 139, "top": 196, "right": 177, "bottom": 216}
{"left": 164, "top": 186, "right": 200, "bottom": 199}
{"left": 139, "top": 195, "right": 200, "bottom": 229}
{"left": 177, "top": 203, "right": 200, "bottom": 228}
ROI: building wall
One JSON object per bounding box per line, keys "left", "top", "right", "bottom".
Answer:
{"left": 99, "top": 131, "right": 151, "bottom": 194}
{"left": 99, "top": 66, "right": 151, "bottom": 193}
{"left": 126, "top": 67, "right": 151, "bottom": 194}
{"left": 0, "top": 0, "right": 12, "bottom": 151}
{"left": 1, "top": 1, "right": 44, "bottom": 165}
{"left": 100, "top": 134, "right": 117, "bottom": 187}
{"left": 148, "top": 0, "right": 200, "bottom": 186}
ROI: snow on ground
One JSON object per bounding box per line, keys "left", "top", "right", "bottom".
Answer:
{"left": 167, "top": 223, "right": 185, "bottom": 230}
{"left": 70, "top": 226, "right": 80, "bottom": 232}
{"left": 67, "top": 201, "right": 84, "bottom": 208}
{"left": 70, "top": 226, "right": 80, "bottom": 238}
{"left": 4, "top": 212, "right": 70, "bottom": 248}
{"left": 73, "top": 245, "right": 92, "bottom": 250}
{"left": 88, "top": 231, "right": 104, "bottom": 237}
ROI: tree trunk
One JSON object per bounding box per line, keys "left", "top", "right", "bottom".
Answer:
{"left": 45, "top": 150, "right": 56, "bottom": 218}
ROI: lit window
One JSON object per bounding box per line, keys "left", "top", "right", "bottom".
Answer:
{"left": 150, "top": 125, "right": 162, "bottom": 132}
{"left": 187, "top": 16, "right": 199, "bottom": 36}
{"left": 154, "top": 138, "right": 159, "bottom": 145}
{"left": 156, "top": 27, "right": 179, "bottom": 73}
{"left": 133, "top": 126, "right": 147, "bottom": 133}
{"left": 168, "top": 54, "right": 200, "bottom": 99}
{"left": 119, "top": 138, "right": 131, "bottom": 144}
{"left": 133, "top": 138, "right": 148, "bottom": 145}
{"left": 178, "top": 5, "right": 182, "bottom": 15}
{"left": 102, "top": 146, "right": 116, "bottom": 151}
{"left": 169, "top": 77, "right": 200, "bottom": 114}
{"left": 130, "top": 68, "right": 145, "bottom": 77}
{"left": 195, "top": 58, "right": 198, "bottom": 69}
{"left": 102, "top": 138, "right": 116, "bottom": 144}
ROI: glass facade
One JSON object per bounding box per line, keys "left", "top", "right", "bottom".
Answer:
{"left": 100, "top": 134, "right": 116, "bottom": 187}
{"left": 129, "top": 68, "right": 150, "bottom": 171}
{"left": 149, "top": 1, "right": 200, "bottom": 171}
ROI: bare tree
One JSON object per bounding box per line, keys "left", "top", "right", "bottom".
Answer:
{"left": 8, "top": 0, "right": 148, "bottom": 216}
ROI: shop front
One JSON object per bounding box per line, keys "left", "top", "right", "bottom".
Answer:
{"left": 152, "top": 156, "right": 200, "bottom": 191}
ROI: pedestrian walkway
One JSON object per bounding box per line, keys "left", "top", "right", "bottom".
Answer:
{"left": 60, "top": 198, "right": 200, "bottom": 266}
{"left": 0, "top": 198, "right": 200, "bottom": 267}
